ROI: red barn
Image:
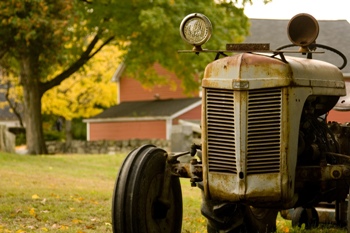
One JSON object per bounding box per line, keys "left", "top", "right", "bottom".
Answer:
{"left": 328, "top": 78, "right": 350, "bottom": 123}
{"left": 85, "top": 97, "right": 201, "bottom": 141}
{"left": 84, "top": 63, "right": 201, "bottom": 141}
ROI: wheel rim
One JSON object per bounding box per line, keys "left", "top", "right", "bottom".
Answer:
{"left": 145, "top": 174, "right": 179, "bottom": 232}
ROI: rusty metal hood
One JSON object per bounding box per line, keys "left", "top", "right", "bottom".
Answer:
{"left": 203, "top": 53, "right": 345, "bottom": 95}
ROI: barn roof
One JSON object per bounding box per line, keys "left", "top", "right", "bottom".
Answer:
{"left": 245, "top": 18, "right": 350, "bottom": 73}
{"left": 85, "top": 97, "right": 201, "bottom": 122}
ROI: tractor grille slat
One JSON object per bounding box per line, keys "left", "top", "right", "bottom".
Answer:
{"left": 247, "top": 88, "right": 281, "bottom": 174}
{"left": 206, "top": 89, "right": 236, "bottom": 174}
{"left": 206, "top": 88, "right": 282, "bottom": 175}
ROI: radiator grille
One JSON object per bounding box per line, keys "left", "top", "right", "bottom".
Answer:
{"left": 206, "top": 88, "right": 236, "bottom": 174}
{"left": 205, "top": 88, "right": 282, "bottom": 176}
{"left": 246, "top": 88, "right": 282, "bottom": 174}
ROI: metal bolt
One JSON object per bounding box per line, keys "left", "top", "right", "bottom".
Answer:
{"left": 332, "top": 170, "right": 341, "bottom": 179}
{"left": 344, "top": 169, "right": 350, "bottom": 177}
{"left": 190, "top": 178, "right": 198, "bottom": 187}
{"left": 190, "top": 159, "right": 198, "bottom": 165}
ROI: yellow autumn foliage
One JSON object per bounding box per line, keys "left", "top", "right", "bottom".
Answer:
{"left": 0, "top": 73, "right": 23, "bottom": 110}
{"left": 42, "top": 44, "right": 121, "bottom": 120}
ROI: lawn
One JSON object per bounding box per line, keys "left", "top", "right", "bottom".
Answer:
{"left": 0, "top": 152, "right": 206, "bottom": 233}
{"left": 0, "top": 152, "right": 347, "bottom": 233}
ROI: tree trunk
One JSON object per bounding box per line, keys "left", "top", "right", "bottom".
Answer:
{"left": 65, "top": 119, "right": 72, "bottom": 150}
{"left": 20, "top": 56, "right": 48, "bottom": 155}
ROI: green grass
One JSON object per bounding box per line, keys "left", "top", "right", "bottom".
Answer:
{"left": 0, "top": 152, "right": 206, "bottom": 233}
{"left": 0, "top": 153, "right": 122, "bottom": 233}
{"left": 0, "top": 152, "right": 347, "bottom": 233}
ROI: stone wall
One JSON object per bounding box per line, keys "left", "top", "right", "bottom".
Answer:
{"left": 45, "top": 124, "right": 199, "bottom": 154}
{"left": 46, "top": 139, "right": 171, "bottom": 155}
{"left": 0, "top": 125, "right": 15, "bottom": 153}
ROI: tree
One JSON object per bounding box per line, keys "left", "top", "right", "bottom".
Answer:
{"left": 111, "top": 0, "right": 252, "bottom": 92}
{"left": 0, "top": 0, "right": 115, "bottom": 154}
{"left": 42, "top": 44, "right": 119, "bottom": 144}
{"left": 0, "top": 0, "right": 256, "bottom": 154}
{"left": 0, "top": 69, "right": 24, "bottom": 127}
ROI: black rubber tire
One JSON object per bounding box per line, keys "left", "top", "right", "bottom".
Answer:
{"left": 199, "top": 186, "right": 245, "bottom": 233}
{"left": 291, "top": 206, "right": 319, "bottom": 229}
{"left": 347, "top": 189, "right": 350, "bottom": 232}
{"left": 244, "top": 207, "right": 278, "bottom": 233}
{"left": 204, "top": 204, "right": 277, "bottom": 233}
{"left": 112, "top": 144, "right": 183, "bottom": 233}
{"left": 206, "top": 224, "right": 216, "bottom": 233}
{"left": 207, "top": 223, "right": 245, "bottom": 233}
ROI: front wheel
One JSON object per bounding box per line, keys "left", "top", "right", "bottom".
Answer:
{"left": 291, "top": 206, "right": 319, "bottom": 229}
{"left": 347, "top": 188, "right": 350, "bottom": 232}
{"left": 245, "top": 207, "right": 278, "bottom": 233}
{"left": 201, "top": 193, "right": 277, "bottom": 233}
{"left": 112, "top": 145, "right": 183, "bottom": 233}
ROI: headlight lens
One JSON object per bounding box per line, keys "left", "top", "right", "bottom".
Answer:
{"left": 179, "top": 13, "right": 212, "bottom": 48}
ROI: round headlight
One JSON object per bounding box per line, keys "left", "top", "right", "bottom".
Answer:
{"left": 179, "top": 13, "right": 212, "bottom": 48}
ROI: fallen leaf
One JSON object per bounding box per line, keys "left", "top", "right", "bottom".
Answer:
{"left": 85, "top": 224, "right": 95, "bottom": 229}
{"left": 29, "top": 208, "right": 36, "bottom": 217}
{"left": 41, "top": 198, "right": 47, "bottom": 205}
{"left": 51, "top": 193, "right": 60, "bottom": 199}
{"left": 73, "top": 197, "right": 84, "bottom": 202}
{"left": 15, "top": 230, "right": 26, "bottom": 233}
{"left": 60, "top": 225, "right": 69, "bottom": 230}
{"left": 32, "top": 194, "right": 40, "bottom": 200}
{"left": 72, "top": 219, "right": 82, "bottom": 224}
{"left": 15, "top": 208, "right": 22, "bottom": 214}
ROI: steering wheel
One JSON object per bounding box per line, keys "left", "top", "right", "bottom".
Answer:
{"left": 275, "top": 43, "right": 347, "bottom": 70}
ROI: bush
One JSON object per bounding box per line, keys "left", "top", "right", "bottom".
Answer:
{"left": 71, "top": 118, "right": 86, "bottom": 140}
{"left": 44, "top": 130, "right": 65, "bottom": 141}
{"left": 15, "top": 132, "right": 26, "bottom": 146}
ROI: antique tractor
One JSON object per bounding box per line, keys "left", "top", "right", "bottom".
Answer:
{"left": 112, "top": 13, "right": 350, "bottom": 232}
